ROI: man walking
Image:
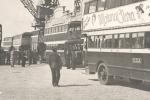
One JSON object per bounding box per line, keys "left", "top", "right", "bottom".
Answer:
{"left": 10, "top": 47, "right": 15, "bottom": 67}
{"left": 48, "top": 48, "right": 62, "bottom": 87}
{"left": 21, "top": 51, "right": 27, "bottom": 67}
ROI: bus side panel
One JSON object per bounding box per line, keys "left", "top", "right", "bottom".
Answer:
{"left": 102, "top": 52, "right": 132, "bottom": 78}
{"left": 87, "top": 51, "right": 132, "bottom": 75}
{"left": 87, "top": 52, "right": 100, "bottom": 73}
{"left": 103, "top": 52, "right": 149, "bottom": 81}
{"left": 87, "top": 51, "right": 150, "bottom": 81}
{"left": 105, "top": 52, "right": 145, "bottom": 80}
{"left": 142, "top": 54, "right": 150, "bottom": 81}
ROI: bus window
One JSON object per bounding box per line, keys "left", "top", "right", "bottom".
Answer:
{"left": 89, "top": 0, "right": 97, "bottom": 13}
{"left": 75, "top": 26, "right": 81, "bottom": 31}
{"left": 125, "top": 33, "right": 130, "bottom": 48}
{"left": 92, "top": 36, "right": 96, "bottom": 48}
{"left": 105, "top": 0, "right": 121, "bottom": 9}
{"left": 119, "top": 34, "right": 125, "bottom": 48}
{"left": 138, "top": 32, "right": 144, "bottom": 48}
{"left": 113, "top": 34, "right": 119, "bottom": 48}
{"left": 97, "top": 0, "right": 106, "bottom": 11}
{"left": 101, "top": 35, "right": 106, "bottom": 48}
{"left": 96, "top": 36, "right": 99, "bottom": 48}
{"left": 131, "top": 33, "right": 138, "bottom": 49}
{"left": 98, "top": 36, "right": 102, "bottom": 48}
{"left": 145, "top": 32, "right": 150, "bottom": 48}
{"left": 88, "top": 36, "right": 94, "bottom": 48}
{"left": 95, "top": 36, "right": 99, "bottom": 48}
{"left": 84, "top": 3, "right": 90, "bottom": 14}
{"left": 105, "top": 35, "right": 113, "bottom": 48}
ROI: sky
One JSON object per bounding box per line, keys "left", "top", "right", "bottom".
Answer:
{"left": 0, "top": 0, "right": 74, "bottom": 38}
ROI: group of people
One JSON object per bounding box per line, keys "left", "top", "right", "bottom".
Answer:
{"left": 0, "top": 48, "right": 6, "bottom": 65}
{"left": 9, "top": 47, "right": 38, "bottom": 67}
{"left": 10, "top": 47, "right": 27, "bottom": 67}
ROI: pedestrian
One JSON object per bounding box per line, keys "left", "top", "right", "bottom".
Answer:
{"left": 33, "top": 50, "right": 38, "bottom": 64}
{"left": 71, "top": 50, "right": 76, "bottom": 70}
{"left": 6, "top": 52, "right": 10, "bottom": 65}
{"left": 17, "top": 51, "right": 21, "bottom": 65}
{"left": 65, "top": 49, "right": 71, "bottom": 69}
{"left": 28, "top": 50, "right": 33, "bottom": 65}
{"left": 10, "top": 47, "right": 15, "bottom": 67}
{"left": 48, "top": 48, "right": 62, "bottom": 87}
{"left": 21, "top": 52, "right": 27, "bottom": 67}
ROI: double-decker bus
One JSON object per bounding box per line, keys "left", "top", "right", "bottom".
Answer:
{"left": 82, "top": 0, "right": 150, "bottom": 84}
{"left": 13, "top": 32, "right": 32, "bottom": 51}
{"left": 65, "top": 21, "right": 83, "bottom": 67}
{"left": 31, "top": 30, "right": 39, "bottom": 52}
{"left": 44, "top": 6, "right": 83, "bottom": 66}
{"left": 2, "top": 37, "right": 13, "bottom": 51}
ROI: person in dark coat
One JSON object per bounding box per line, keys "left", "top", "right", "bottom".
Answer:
{"left": 10, "top": 47, "right": 15, "bottom": 67}
{"left": 21, "top": 52, "right": 27, "bottom": 67}
{"left": 48, "top": 48, "right": 62, "bottom": 87}
{"left": 6, "top": 52, "right": 10, "bottom": 65}
{"left": 28, "top": 50, "right": 33, "bottom": 65}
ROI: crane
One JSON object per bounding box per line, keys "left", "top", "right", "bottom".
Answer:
{"left": 20, "top": 0, "right": 59, "bottom": 28}
{"left": 20, "top": 0, "right": 38, "bottom": 19}
{"left": 20, "top": 0, "right": 59, "bottom": 62}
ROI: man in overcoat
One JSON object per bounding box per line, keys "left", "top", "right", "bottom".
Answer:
{"left": 48, "top": 48, "right": 62, "bottom": 87}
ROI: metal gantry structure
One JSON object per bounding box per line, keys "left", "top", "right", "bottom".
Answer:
{"left": 20, "top": 0, "right": 59, "bottom": 36}
{"left": 43, "top": 0, "right": 59, "bottom": 8}
{"left": 74, "top": 0, "right": 81, "bottom": 12}
{"left": 20, "top": 0, "right": 38, "bottom": 18}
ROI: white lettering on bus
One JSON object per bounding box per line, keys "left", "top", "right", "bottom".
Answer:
{"left": 97, "top": 9, "right": 136, "bottom": 26}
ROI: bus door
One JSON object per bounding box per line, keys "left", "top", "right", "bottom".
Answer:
{"left": 73, "top": 44, "right": 83, "bottom": 65}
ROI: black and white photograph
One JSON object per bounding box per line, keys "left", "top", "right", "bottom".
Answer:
{"left": 1, "top": 0, "right": 150, "bottom": 100}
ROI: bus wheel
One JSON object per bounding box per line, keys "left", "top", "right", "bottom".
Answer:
{"left": 97, "top": 63, "right": 113, "bottom": 85}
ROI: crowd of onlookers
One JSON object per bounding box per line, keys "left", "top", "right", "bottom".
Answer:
{"left": 0, "top": 47, "right": 38, "bottom": 66}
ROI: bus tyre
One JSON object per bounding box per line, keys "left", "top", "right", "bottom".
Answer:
{"left": 97, "top": 63, "right": 113, "bottom": 85}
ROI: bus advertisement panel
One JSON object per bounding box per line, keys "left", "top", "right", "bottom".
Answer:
{"left": 83, "top": 0, "right": 150, "bottom": 31}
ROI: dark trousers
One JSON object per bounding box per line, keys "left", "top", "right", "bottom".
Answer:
{"left": 22, "top": 58, "right": 26, "bottom": 67}
{"left": 51, "top": 68, "right": 60, "bottom": 86}
{"left": 66, "top": 56, "right": 71, "bottom": 69}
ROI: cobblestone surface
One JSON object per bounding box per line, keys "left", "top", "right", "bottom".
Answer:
{"left": 0, "top": 64, "right": 150, "bottom": 100}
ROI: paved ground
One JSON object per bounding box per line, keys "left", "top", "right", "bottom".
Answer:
{"left": 0, "top": 64, "right": 150, "bottom": 100}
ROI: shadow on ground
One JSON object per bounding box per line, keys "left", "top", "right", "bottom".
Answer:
{"left": 89, "top": 78, "right": 150, "bottom": 92}
{"left": 88, "top": 79, "right": 98, "bottom": 81}
{"left": 59, "top": 84, "right": 92, "bottom": 87}
{"left": 113, "top": 80, "right": 150, "bottom": 92}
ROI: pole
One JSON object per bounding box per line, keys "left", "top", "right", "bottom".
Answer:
{"left": 0, "top": 24, "right": 2, "bottom": 48}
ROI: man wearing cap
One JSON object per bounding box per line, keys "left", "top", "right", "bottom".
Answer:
{"left": 48, "top": 48, "right": 62, "bottom": 87}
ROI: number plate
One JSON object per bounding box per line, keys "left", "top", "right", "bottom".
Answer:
{"left": 132, "top": 58, "right": 142, "bottom": 64}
